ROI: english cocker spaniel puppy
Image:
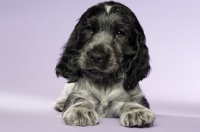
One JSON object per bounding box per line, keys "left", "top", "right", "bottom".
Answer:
{"left": 53, "top": 1, "right": 156, "bottom": 127}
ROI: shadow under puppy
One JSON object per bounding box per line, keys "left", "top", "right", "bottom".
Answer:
{"left": 53, "top": 1, "right": 156, "bottom": 127}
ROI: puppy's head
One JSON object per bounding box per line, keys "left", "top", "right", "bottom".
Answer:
{"left": 56, "top": 1, "right": 150, "bottom": 90}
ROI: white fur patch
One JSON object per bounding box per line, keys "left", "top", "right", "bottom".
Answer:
{"left": 105, "top": 5, "right": 112, "bottom": 14}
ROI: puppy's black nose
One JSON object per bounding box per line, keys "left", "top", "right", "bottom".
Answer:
{"left": 89, "top": 52, "right": 105, "bottom": 63}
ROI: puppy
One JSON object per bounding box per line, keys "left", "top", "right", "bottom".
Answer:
{"left": 53, "top": 1, "right": 156, "bottom": 127}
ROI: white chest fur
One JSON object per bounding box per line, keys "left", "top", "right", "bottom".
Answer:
{"left": 74, "top": 79, "right": 127, "bottom": 117}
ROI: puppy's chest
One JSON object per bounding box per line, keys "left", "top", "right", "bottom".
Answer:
{"left": 87, "top": 87, "right": 127, "bottom": 117}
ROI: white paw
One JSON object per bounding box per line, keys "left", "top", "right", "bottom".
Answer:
{"left": 120, "top": 108, "right": 156, "bottom": 127}
{"left": 62, "top": 106, "right": 98, "bottom": 126}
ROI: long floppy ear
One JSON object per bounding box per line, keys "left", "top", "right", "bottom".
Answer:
{"left": 123, "top": 23, "right": 150, "bottom": 91}
{"left": 55, "top": 25, "right": 82, "bottom": 83}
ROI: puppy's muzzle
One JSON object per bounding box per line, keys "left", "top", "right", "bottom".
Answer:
{"left": 89, "top": 51, "right": 106, "bottom": 64}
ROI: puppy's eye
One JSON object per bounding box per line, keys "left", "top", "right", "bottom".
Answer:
{"left": 116, "top": 30, "right": 125, "bottom": 38}
{"left": 85, "top": 26, "right": 94, "bottom": 34}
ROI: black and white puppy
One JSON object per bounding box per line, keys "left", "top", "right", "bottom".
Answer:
{"left": 53, "top": 1, "right": 156, "bottom": 127}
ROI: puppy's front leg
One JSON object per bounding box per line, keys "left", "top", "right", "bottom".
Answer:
{"left": 120, "top": 102, "right": 156, "bottom": 127}
{"left": 62, "top": 93, "right": 98, "bottom": 126}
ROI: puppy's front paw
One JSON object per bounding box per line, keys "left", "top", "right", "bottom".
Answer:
{"left": 62, "top": 106, "right": 98, "bottom": 126}
{"left": 120, "top": 108, "right": 156, "bottom": 127}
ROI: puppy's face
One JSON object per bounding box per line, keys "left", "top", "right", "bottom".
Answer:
{"left": 55, "top": 1, "right": 149, "bottom": 89}
{"left": 76, "top": 4, "right": 139, "bottom": 79}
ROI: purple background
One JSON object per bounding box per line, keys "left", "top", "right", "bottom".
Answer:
{"left": 1, "top": 0, "right": 200, "bottom": 132}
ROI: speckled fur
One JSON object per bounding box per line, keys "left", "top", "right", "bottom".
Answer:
{"left": 54, "top": 1, "right": 155, "bottom": 127}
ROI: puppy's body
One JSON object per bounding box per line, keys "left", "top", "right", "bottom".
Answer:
{"left": 54, "top": 78, "right": 154, "bottom": 127}
{"left": 54, "top": 1, "right": 156, "bottom": 127}
{"left": 65, "top": 76, "right": 143, "bottom": 117}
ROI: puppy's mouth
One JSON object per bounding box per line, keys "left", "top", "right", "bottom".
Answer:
{"left": 83, "top": 68, "right": 120, "bottom": 80}
{"left": 83, "top": 69, "right": 107, "bottom": 79}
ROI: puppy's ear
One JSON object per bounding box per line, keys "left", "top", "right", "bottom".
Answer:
{"left": 55, "top": 24, "right": 82, "bottom": 83}
{"left": 123, "top": 23, "right": 150, "bottom": 91}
